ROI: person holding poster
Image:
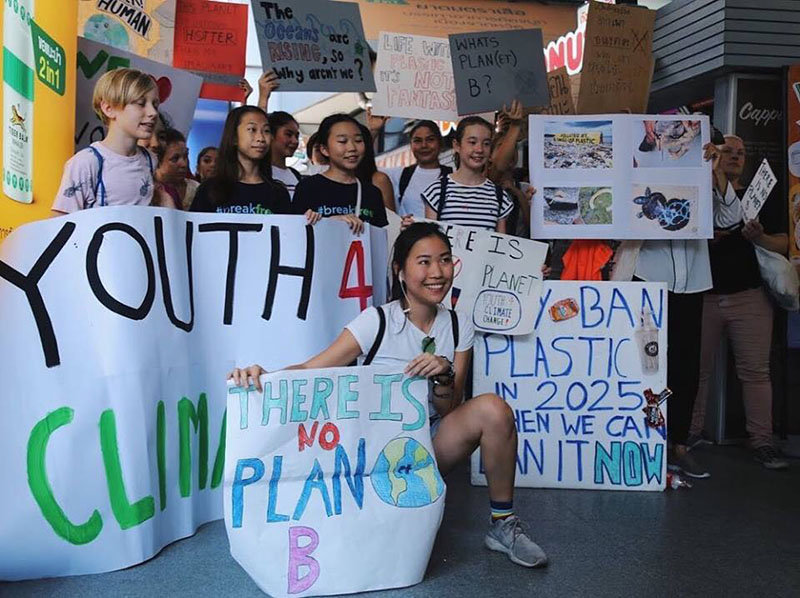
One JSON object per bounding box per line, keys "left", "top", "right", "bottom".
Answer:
{"left": 690, "top": 139, "right": 789, "bottom": 470}
{"left": 231, "top": 222, "right": 548, "bottom": 569}
{"left": 189, "top": 106, "right": 315, "bottom": 222}
{"left": 52, "top": 69, "right": 159, "bottom": 214}
{"left": 383, "top": 121, "right": 452, "bottom": 219}
{"left": 293, "top": 114, "right": 389, "bottom": 232}
{"left": 421, "top": 117, "right": 514, "bottom": 232}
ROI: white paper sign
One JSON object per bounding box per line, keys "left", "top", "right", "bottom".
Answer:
{"left": 741, "top": 158, "right": 777, "bottom": 221}
{"left": 0, "top": 208, "right": 385, "bottom": 580}
{"left": 471, "top": 281, "right": 668, "bottom": 491}
{"left": 529, "top": 114, "right": 714, "bottom": 240}
{"left": 76, "top": 37, "right": 203, "bottom": 151}
{"left": 432, "top": 222, "right": 548, "bottom": 336}
{"left": 372, "top": 32, "right": 458, "bottom": 122}
{"left": 224, "top": 366, "right": 444, "bottom": 597}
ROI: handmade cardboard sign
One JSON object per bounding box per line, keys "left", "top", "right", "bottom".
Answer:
{"left": 426, "top": 222, "right": 547, "bottom": 336}
{"left": 372, "top": 32, "right": 458, "bottom": 122}
{"left": 472, "top": 281, "right": 668, "bottom": 491}
{"left": 173, "top": 0, "right": 248, "bottom": 102}
{"left": 576, "top": 2, "right": 655, "bottom": 114}
{"left": 529, "top": 114, "right": 713, "bottom": 240}
{"left": 0, "top": 209, "right": 385, "bottom": 580}
{"left": 225, "top": 366, "right": 444, "bottom": 597}
{"left": 250, "top": 0, "right": 376, "bottom": 92}
{"left": 449, "top": 29, "right": 549, "bottom": 115}
{"left": 528, "top": 67, "right": 575, "bottom": 116}
{"left": 741, "top": 159, "right": 778, "bottom": 221}
{"left": 75, "top": 37, "right": 203, "bottom": 152}
{"left": 78, "top": 0, "right": 176, "bottom": 64}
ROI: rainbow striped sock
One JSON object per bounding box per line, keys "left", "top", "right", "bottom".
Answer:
{"left": 490, "top": 499, "right": 514, "bottom": 521}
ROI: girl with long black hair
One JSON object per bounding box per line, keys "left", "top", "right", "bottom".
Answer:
{"left": 230, "top": 222, "right": 547, "bottom": 569}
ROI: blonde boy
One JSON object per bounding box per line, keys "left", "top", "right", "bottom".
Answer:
{"left": 52, "top": 68, "right": 159, "bottom": 214}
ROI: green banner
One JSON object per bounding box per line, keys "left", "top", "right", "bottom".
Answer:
{"left": 30, "top": 20, "right": 65, "bottom": 96}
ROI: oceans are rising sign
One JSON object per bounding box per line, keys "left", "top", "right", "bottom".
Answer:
{"left": 472, "top": 281, "right": 668, "bottom": 491}
{"left": 0, "top": 208, "right": 385, "bottom": 580}
{"left": 226, "top": 367, "right": 444, "bottom": 597}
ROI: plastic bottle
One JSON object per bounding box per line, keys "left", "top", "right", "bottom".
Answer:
{"left": 666, "top": 471, "right": 692, "bottom": 489}
{"left": 3, "top": 0, "right": 35, "bottom": 204}
{"left": 635, "top": 307, "right": 659, "bottom": 374}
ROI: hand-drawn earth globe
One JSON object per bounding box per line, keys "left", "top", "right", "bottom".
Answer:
{"left": 370, "top": 437, "right": 445, "bottom": 508}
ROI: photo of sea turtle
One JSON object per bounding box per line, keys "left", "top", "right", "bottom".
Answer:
{"left": 631, "top": 185, "right": 698, "bottom": 232}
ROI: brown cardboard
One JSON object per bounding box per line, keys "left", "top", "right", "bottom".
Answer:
{"left": 577, "top": 2, "right": 656, "bottom": 114}
{"left": 529, "top": 67, "right": 576, "bottom": 116}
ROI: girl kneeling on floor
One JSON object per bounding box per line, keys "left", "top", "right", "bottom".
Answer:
{"left": 229, "top": 222, "right": 547, "bottom": 568}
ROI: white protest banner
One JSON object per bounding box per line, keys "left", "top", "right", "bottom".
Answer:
{"left": 529, "top": 114, "right": 713, "bottom": 240}
{"left": 75, "top": 37, "right": 203, "bottom": 152}
{"left": 741, "top": 159, "right": 778, "bottom": 221}
{"left": 471, "top": 281, "right": 668, "bottom": 491}
{"left": 0, "top": 208, "right": 386, "bottom": 580}
{"left": 448, "top": 29, "right": 549, "bottom": 115}
{"left": 371, "top": 32, "right": 458, "bottom": 122}
{"left": 429, "top": 222, "right": 547, "bottom": 336}
{"left": 225, "top": 366, "right": 444, "bottom": 597}
{"left": 250, "top": 0, "right": 376, "bottom": 92}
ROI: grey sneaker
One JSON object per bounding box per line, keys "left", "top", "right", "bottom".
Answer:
{"left": 753, "top": 446, "right": 789, "bottom": 470}
{"left": 484, "top": 515, "right": 548, "bottom": 568}
{"left": 667, "top": 449, "right": 710, "bottom": 479}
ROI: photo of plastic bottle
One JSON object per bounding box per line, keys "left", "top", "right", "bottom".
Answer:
{"left": 3, "top": 0, "right": 35, "bottom": 204}
{"left": 635, "top": 307, "right": 659, "bottom": 373}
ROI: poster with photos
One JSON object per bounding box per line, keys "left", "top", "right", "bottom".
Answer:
{"left": 529, "top": 114, "right": 713, "bottom": 240}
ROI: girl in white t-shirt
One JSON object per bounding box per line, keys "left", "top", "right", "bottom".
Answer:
{"left": 230, "top": 222, "right": 547, "bottom": 568}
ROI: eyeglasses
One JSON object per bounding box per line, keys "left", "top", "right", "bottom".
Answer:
{"left": 422, "top": 336, "right": 436, "bottom": 354}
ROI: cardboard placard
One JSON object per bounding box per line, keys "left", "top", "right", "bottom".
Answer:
{"left": 250, "top": 0, "right": 376, "bottom": 92}
{"left": 225, "top": 366, "right": 444, "bottom": 597}
{"left": 173, "top": 0, "right": 248, "bottom": 102}
{"left": 371, "top": 32, "right": 458, "bottom": 122}
{"left": 78, "top": 0, "right": 176, "bottom": 65}
{"left": 576, "top": 2, "right": 655, "bottom": 114}
{"left": 528, "top": 67, "right": 576, "bottom": 116}
{"left": 75, "top": 37, "right": 203, "bottom": 151}
{"left": 741, "top": 159, "right": 778, "bottom": 221}
{"left": 472, "top": 281, "right": 668, "bottom": 491}
{"left": 528, "top": 114, "right": 714, "bottom": 240}
{"left": 0, "top": 209, "right": 386, "bottom": 580}
{"left": 449, "top": 29, "right": 549, "bottom": 115}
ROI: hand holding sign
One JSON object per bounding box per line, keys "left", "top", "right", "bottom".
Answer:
{"left": 741, "top": 159, "right": 778, "bottom": 221}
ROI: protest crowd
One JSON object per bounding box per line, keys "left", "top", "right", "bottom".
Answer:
{"left": 3, "top": 0, "right": 800, "bottom": 596}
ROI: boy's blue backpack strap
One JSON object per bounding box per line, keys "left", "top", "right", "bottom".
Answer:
{"left": 140, "top": 146, "right": 154, "bottom": 174}
{"left": 87, "top": 146, "right": 106, "bottom": 207}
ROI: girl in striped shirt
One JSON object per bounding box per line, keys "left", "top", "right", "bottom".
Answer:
{"left": 421, "top": 116, "right": 514, "bottom": 232}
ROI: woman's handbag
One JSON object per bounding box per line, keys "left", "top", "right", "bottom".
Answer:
{"left": 754, "top": 244, "right": 800, "bottom": 311}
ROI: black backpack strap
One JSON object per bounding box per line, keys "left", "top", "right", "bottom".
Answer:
{"left": 495, "top": 183, "right": 504, "bottom": 220}
{"left": 398, "top": 164, "right": 417, "bottom": 205}
{"left": 440, "top": 165, "right": 453, "bottom": 177}
{"left": 363, "top": 306, "right": 386, "bottom": 366}
{"left": 449, "top": 309, "right": 459, "bottom": 349}
{"left": 436, "top": 175, "right": 449, "bottom": 220}
{"left": 288, "top": 166, "right": 302, "bottom": 182}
